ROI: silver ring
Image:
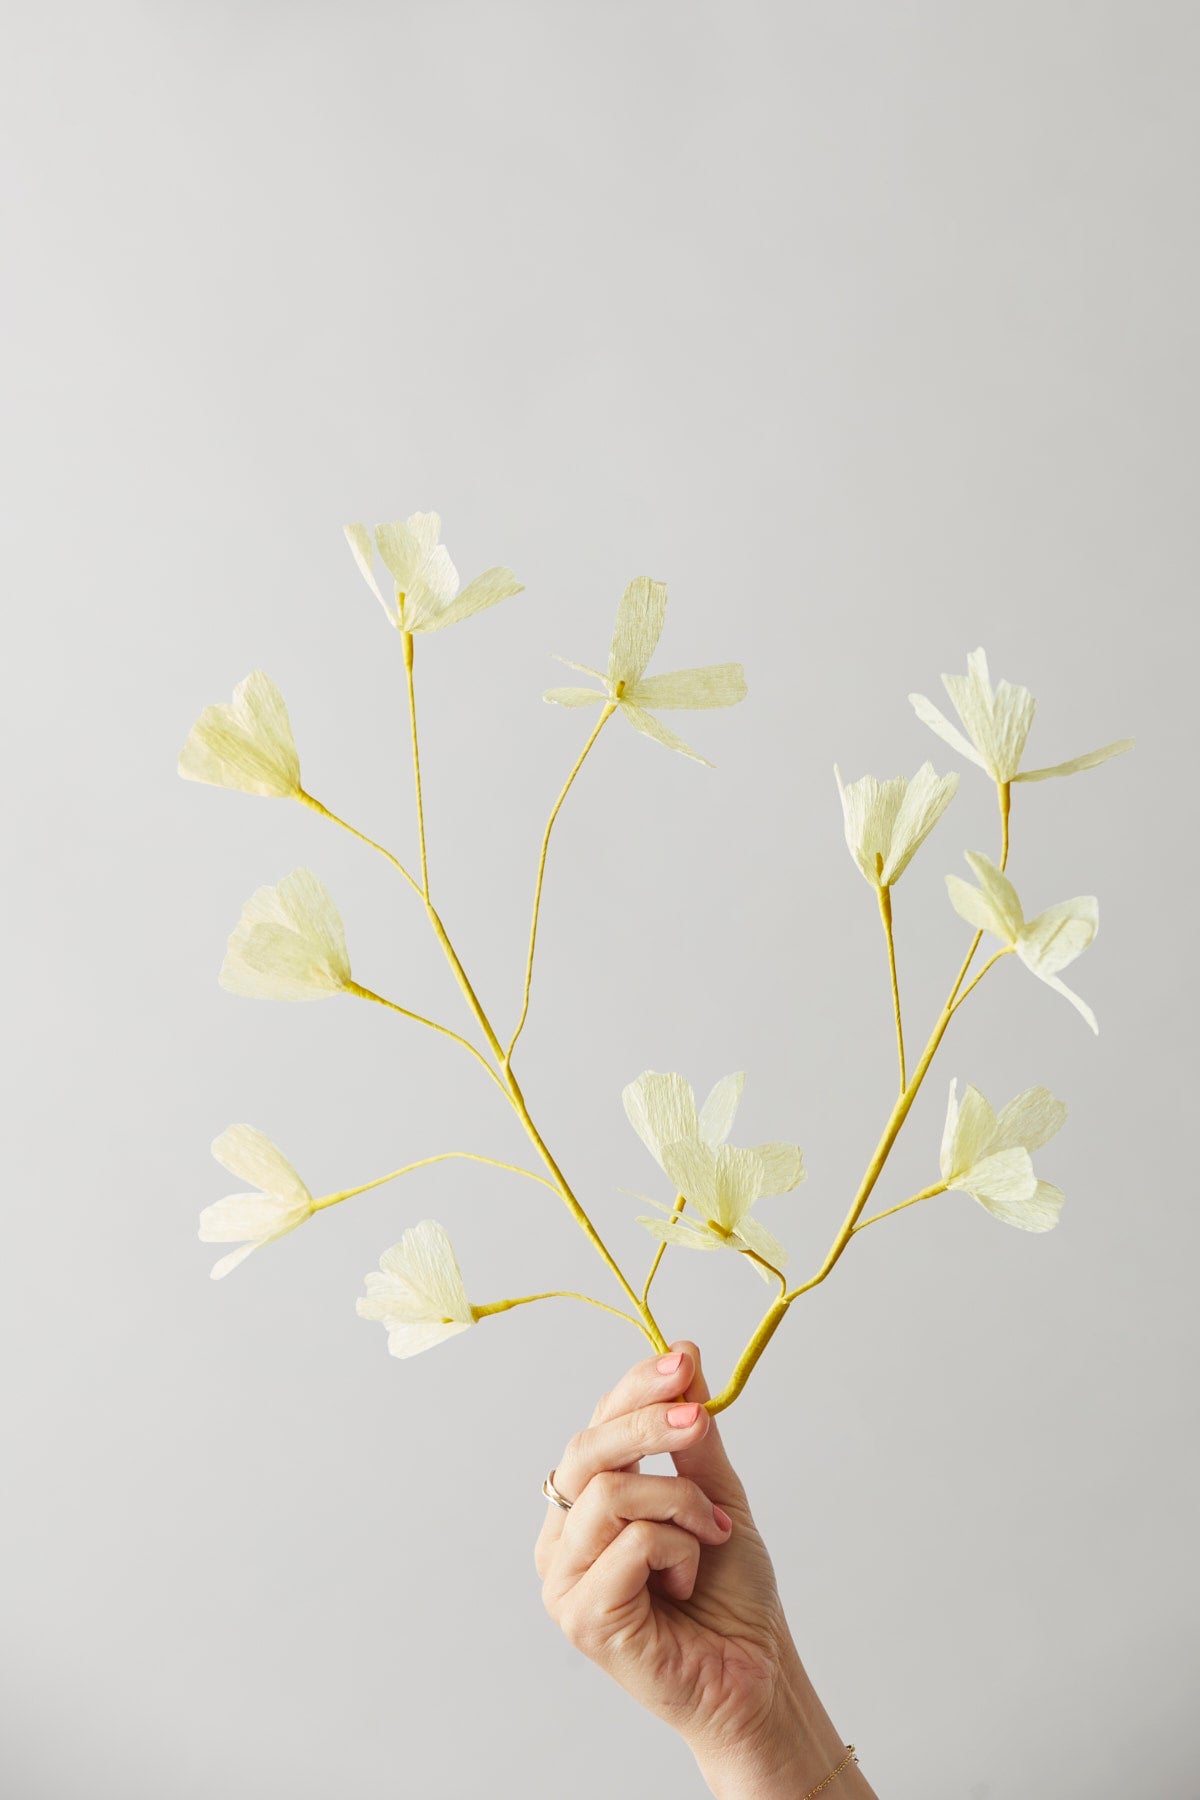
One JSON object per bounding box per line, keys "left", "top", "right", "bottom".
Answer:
{"left": 542, "top": 1467, "right": 573, "bottom": 1512}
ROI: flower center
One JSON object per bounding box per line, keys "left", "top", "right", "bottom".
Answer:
{"left": 614, "top": 678, "right": 627, "bottom": 699}
{"left": 706, "top": 1219, "right": 734, "bottom": 1240}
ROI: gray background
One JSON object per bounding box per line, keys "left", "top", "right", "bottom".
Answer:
{"left": 3, "top": 4, "right": 1196, "bottom": 1796}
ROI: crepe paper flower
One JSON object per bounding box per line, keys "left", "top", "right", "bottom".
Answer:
{"left": 940, "top": 1078, "right": 1067, "bottom": 1232}
{"left": 622, "top": 1070, "right": 805, "bottom": 1197}
{"left": 946, "top": 852, "right": 1099, "bottom": 1033}
{"left": 178, "top": 671, "right": 302, "bottom": 800}
{"left": 834, "top": 762, "right": 959, "bottom": 888}
{"left": 911, "top": 648, "right": 1133, "bottom": 785}
{"left": 637, "top": 1141, "right": 788, "bottom": 1278}
{"left": 198, "top": 1124, "right": 316, "bottom": 1279}
{"left": 344, "top": 511, "right": 523, "bottom": 634}
{"left": 356, "top": 1220, "right": 476, "bottom": 1358}
{"left": 544, "top": 577, "right": 747, "bottom": 764}
{"left": 220, "top": 868, "right": 352, "bottom": 1001}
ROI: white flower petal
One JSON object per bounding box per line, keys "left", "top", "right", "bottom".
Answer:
{"left": 881, "top": 764, "right": 958, "bottom": 885}
{"left": 974, "top": 1176, "right": 1065, "bottom": 1232}
{"left": 220, "top": 868, "right": 352, "bottom": 1001}
{"left": 952, "top": 1145, "right": 1037, "bottom": 1209}
{"left": 1013, "top": 739, "right": 1135, "bottom": 782}
{"left": 429, "top": 566, "right": 523, "bottom": 631}
{"left": 210, "top": 1242, "right": 260, "bottom": 1280}
{"left": 991, "top": 1087, "right": 1068, "bottom": 1154}
{"left": 963, "top": 853, "right": 1026, "bottom": 938}
{"left": 946, "top": 873, "right": 1005, "bottom": 939}
{"left": 1018, "top": 897, "right": 1099, "bottom": 977}
{"left": 374, "top": 1219, "right": 473, "bottom": 1324}
{"left": 747, "top": 1142, "right": 805, "bottom": 1195}
{"left": 400, "top": 544, "right": 462, "bottom": 630}
{"left": 835, "top": 767, "right": 909, "bottom": 884}
{"left": 636, "top": 1216, "right": 720, "bottom": 1251}
{"left": 383, "top": 1318, "right": 473, "bottom": 1358}
{"left": 910, "top": 692, "right": 990, "bottom": 772}
{"left": 624, "top": 1073, "right": 700, "bottom": 1170}
{"left": 620, "top": 702, "right": 711, "bottom": 765}
{"left": 942, "top": 1082, "right": 1000, "bottom": 1182}
{"left": 544, "top": 687, "right": 605, "bottom": 708}
{"left": 343, "top": 523, "right": 388, "bottom": 611}
{"left": 375, "top": 515, "right": 443, "bottom": 593}
{"left": 628, "top": 664, "right": 747, "bottom": 710}
{"left": 733, "top": 1213, "right": 788, "bottom": 1272}
{"left": 1035, "top": 971, "right": 1099, "bottom": 1034}
{"left": 198, "top": 1192, "right": 295, "bottom": 1244}
{"left": 660, "top": 1139, "right": 721, "bottom": 1222}
{"left": 697, "top": 1073, "right": 745, "bottom": 1147}
{"left": 178, "top": 671, "right": 302, "bottom": 799}
{"left": 210, "top": 1123, "right": 311, "bottom": 1206}
{"left": 713, "top": 1145, "right": 768, "bottom": 1228}
{"left": 608, "top": 577, "right": 667, "bottom": 687}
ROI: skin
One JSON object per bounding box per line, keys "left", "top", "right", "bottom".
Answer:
{"left": 535, "top": 1342, "right": 879, "bottom": 1800}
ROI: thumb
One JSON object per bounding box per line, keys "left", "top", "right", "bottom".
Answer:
{"left": 666, "top": 1341, "right": 748, "bottom": 1512}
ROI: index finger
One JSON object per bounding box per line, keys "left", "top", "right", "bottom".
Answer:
{"left": 588, "top": 1345, "right": 695, "bottom": 1427}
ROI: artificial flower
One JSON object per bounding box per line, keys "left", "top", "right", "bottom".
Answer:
{"left": 946, "top": 851, "right": 1099, "bottom": 1032}
{"left": 178, "top": 670, "right": 302, "bottom": 799}
{"left": 199, "top": 1124, "right": 315, "bottom": 1278}
{"left": 637, "top": 1141, "right": 788, "bottom": 1277}
{"left": 356, "top": 1220, "right": 475, "bottom": 1358}
{"left": 544, "top": 577, "right": 746, "bottom": 764}
{"left": 939, "top": 1078, "right": 1067, "bottom": 1231}
{"left": 344, "top": 511, "right": 522, "bottom": 633}
{"left": 911, "top": 648, "right": 1133, "bottom": 784}
{"left": 623, "top": 1069, "right": 804, "bottom": 1196}
{"left": 834, "top": 762, "right": 958, "bottom": 887}
{"left": 220, "top": 867, "right": 352, "bottom": 1001}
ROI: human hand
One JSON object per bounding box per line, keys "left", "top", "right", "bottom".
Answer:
{"left": 535, "top": 1341, "right": 875, "bottom": 1799}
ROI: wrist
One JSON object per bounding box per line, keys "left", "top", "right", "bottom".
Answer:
{"left": 688, "top": 1649, "right": 852, "bottom": 1800}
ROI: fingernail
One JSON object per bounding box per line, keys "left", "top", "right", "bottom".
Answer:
{"left": 656, "top": 1351, "right": 684, "bottom": 1376}
{"left": 666, "top": 1402, "right": 700, "bottom": 1428}
{"left": 712, "top": 1505, "right": 732, "bottom": 1532}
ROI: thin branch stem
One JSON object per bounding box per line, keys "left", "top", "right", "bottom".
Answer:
{"left": 999, "top": 780, "right": 1011, "bottom": 870}
{"left": 507, "top": 703, "right": 616, "bottom": 1058}
{"left": 950, "top": 946, "right": 1014, "bottom": 1014}
{"left": 738, "top": 1247, "right": 789, "bottom": 1294}
{"left": 851, "top": 1182, "right": 948, "bottom": 1234}
{"left": 472, "top": 1290, "right": 651, "bottom": 1337}
{"left": 311, "top": 1150, "right": 560, "bottom": 1213}
{"left": 297, "top": 791, "right": 421, "bottom": 895}
{"left": 347, "top": 981, "right": 508, "bottom": 1094}
{"left": 877, "top": 882, "right": 906, "bottom": 1092}
{"left": 642, "top": 1194, "right": 684, "bottom": 1304}
{"left": 402, "top": 632, "right": 429, "bottom": 897}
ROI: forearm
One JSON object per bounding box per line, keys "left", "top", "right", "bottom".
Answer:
{"left": 690, "top": 1646, "right": 876, "bottom": 1800}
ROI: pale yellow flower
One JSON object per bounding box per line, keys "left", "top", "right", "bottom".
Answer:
{"left": 834, "top": 762, "right": 958, "bottom": 887}
{"left": 940, "top": 1078, "right": 1067, "bottom": 1232}
{"left": 544, "top": 577, "right": 746, "bottom": 764}
{"left": 344, "top": 511, "right": 522, "bottom": 633}
{"left": 622, "top": 1069, "right": 804, "bottom": 1196}
{"left": 946, "top": 852, "right": 1099, "bottom": 1032}
{"left": 199, "top": 1124, "right": 315, "bottom": 1278}
{"left": 356, "top": 1221, "right": 475, "bottom": 1358}
{"left": 220, "top": 868, "right": 352, "bottom": 1002}
{"left": 911, "top": 648, "right": 1133, "bottom": 784}
{"left": 178, "top": 670, "right": 302, "bottom": 799}
{"left": 637, "top": 1141, "right": 789, "bottom": 1276}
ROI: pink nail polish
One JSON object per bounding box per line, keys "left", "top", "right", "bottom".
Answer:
{"left": 656, "top": 1351, "right": 684, "bottom": 1376}
{"left": 712, "top": 1505, "right": 732, "bottom": 1531}
{"left": 666, "top": 1402, "right": 700, "bottom": 1427}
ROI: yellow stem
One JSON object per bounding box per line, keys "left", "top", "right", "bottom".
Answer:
{"left": 705, "top": 1298, "right": 791, "bottom": 1416}
{"left": 472, "top": 1290, "right": 651, "bottom": 1337}
{"left": 738, "top": 1246, "right": 789, "bottom": 1294}
{"left": 851, "top": 1182, "right": 948, "bottom": 1234}
{"left": 950, "top": 946, "right": 1014, "bottom": 1014}
{"left": 347, "top": 981, "right": 508, "bottom": 1094}
{"left": 297, "top": 791, "right": 421, "bottom": 895}
{"left": 402, "top": 631, "right": 429, "bottom": 898}
{"left": 877, "top": 882, "right": 906, "bottom": 1092}
{"left": 999, "top": 780, "right": 1011, "bottom": 871}
{"left": 311, "top": 1150, "right": 560, "bottom": 1212}
{"left": 507, "top": 703, "right": 616, "bottom": 1058}
{"left": 642, "top": 1193, "right": 684, "bottom": 1304}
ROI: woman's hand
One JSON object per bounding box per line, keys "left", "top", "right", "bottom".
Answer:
{"left": 535, "top": 1341, "right": 875, "bottom": 1799}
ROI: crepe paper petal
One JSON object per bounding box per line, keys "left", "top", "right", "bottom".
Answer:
{"left": 749, "top": 1142, "right": 806, "bottom": 1195}
{"left": 636, "top": 1216, "right": 721, "bottom": 1251}
{"left": 991, "top": 1087, "right": 1069, "bottom": 1154}
{"left": 375, "top": 515, "right": 445, "bottom": 593}
{"left": 660, "top": 1138, "right": 723, "bottom": 1222}
{"left": 939, "top": 1080, "right": 999, "bottom": 1183}
{"left": 952, "top": 1146, "right": 1037, "bottom": 1208}
{"left": 544, "top": 686, "right": 606, "bottom": 708}
{"left": 210, "top": 1242, "right": 261, "bottom": 1280}
{"left": 734, "top": 1213, "right": 789, "bottom": 1272}
{"left": 909, "top": 693, "right": 990, "bottom": 773}
{"left": 620, "top": 702, "right": 711, "bottom": 765}
{"left": 220, "top": 868, "right": 352, "bottom": 1001}
{"left": 714, "top": 1145, "right": 770, "bottom": 1226}
{"left": 553, "top": 656, "right": 607, "bottom": 680}
{"left": 1014, "top": 739, "right": 1135, "bottom": 782}
{"left": 608, "top": 577, "right": 667, "bottom": 687}
{"left": 178, "top": 671, "right": 303, "bottom": 799}
{"left": 964, "top": 853, "right": 1026, "bottom": 938}
{"left": 356, "top": 1221, "right": 474, "bottom": 1358}
{"left": 623, "top": 1072, "right": 701, "bottom": 1169}
{"left": 946, "top": 873, "right": 1004, "bottom": 937}
{"left": 836, "top": 763, "right": 957, "bottom": 887}
{"left": 433, "top": 566, "right": 524, "bottom": 630}
{"left": 1019, "top": 897, "right": 1099, "bottom": 977}
{"left": 211, "top": 1123, "right": 311, "bottom": 1203}
{"left": 344, "top": 523, "right": 387, "bottom": 610}
{"left": 1037, "top": 972, "right": 1099, "bottom": 1034}
{"left": 882, "top": 765, "right": 959, "bottom": 884}
{"left": 399, "top": 544, "right": 462, "bottom": 630}
{"left": 697, "top": 1073, "right": 745, "bottom": 1147}
{"left": 630, "top": 664, "right": 748, "bottom": 710}
{"left": 199, "top": 1124, "right": 315, "bottom": 1277}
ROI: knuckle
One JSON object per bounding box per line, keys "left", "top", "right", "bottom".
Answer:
{"left": 589, "top": 1388, "right": 613, "bottom": 1427}
{"left": 625, "top": 1516, "right": 660, "bottom": 1556}
{"left": 589, "top": 1469, "right": 623, "bottom": 1508}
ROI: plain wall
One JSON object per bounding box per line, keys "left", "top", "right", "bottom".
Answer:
{"left": 3, "top": 4, "right": 1197, "bottom": 1795}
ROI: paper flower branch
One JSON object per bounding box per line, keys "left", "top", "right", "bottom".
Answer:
{"left": 182, "top": 512, "right": 1133, "bottom": 1413}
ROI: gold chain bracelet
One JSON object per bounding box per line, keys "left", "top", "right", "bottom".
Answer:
{"left": 804, "top": 1745, "right": 859, "bottom": 1798}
